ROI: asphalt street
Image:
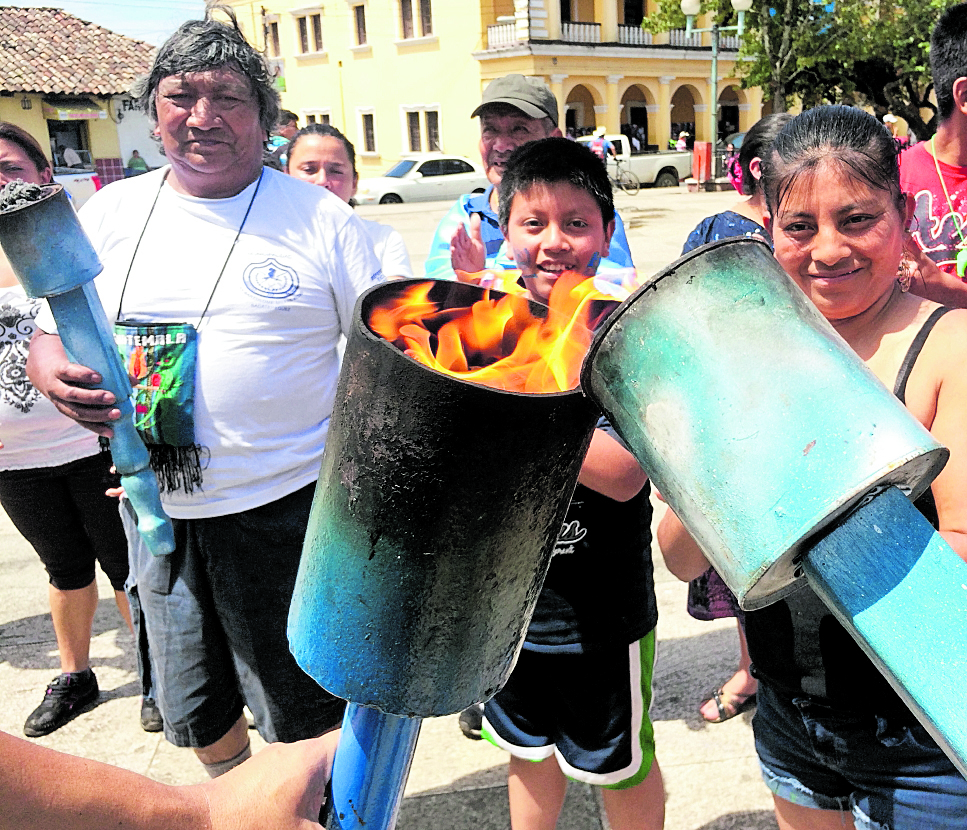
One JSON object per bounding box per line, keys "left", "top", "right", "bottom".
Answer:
{"left": 0, "top": 185, "right": 781, "bottom": 829}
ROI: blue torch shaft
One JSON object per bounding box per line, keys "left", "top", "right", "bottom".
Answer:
{"left": 47, "top": 285, "right": 175, "bottom": 555}
{"left": 322, "top": 704, "right": 422, "bottom": 830}
{"left": 804, "top": 485, "right": 967, "bottom": 778}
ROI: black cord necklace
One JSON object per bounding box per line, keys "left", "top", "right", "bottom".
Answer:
{"left": 116, "top": 167, "right": 265, "bottom": 326}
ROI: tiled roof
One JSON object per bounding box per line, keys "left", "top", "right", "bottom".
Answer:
{"left": 0, "top": 6, "right": 155, "bottom": 96}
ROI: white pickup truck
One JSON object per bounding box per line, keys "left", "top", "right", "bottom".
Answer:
{"left": 53, "top": 164, "right": 102, "bottom": 209}
{"left": 577, "top": 134, "right": 692, "bottom": 188}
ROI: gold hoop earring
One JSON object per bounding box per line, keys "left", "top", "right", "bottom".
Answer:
{"left": 896, "top": 251, "right": 916, "bottom": 293}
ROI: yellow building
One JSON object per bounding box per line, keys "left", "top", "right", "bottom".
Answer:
{"left": 224, "top": 0, "right": 765, "bottom": 176}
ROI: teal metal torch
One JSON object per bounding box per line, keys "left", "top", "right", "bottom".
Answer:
{"left": 0, "top": 183, "right": 174, "bottom": 555}
{"left": 582, "top": 237, "right": 967, "bottom": 776}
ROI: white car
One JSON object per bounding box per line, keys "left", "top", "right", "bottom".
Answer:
{"left": 355, "top": 154, "right": 489, "bottom": 205}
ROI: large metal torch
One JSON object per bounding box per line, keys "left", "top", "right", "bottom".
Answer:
{"left": 582, "top": 237, "right": 967, "bottom": 775}
{"left": 0, "top": 184, "right": 174, "bottom": 555}
{"left": 288, "top": 279, "right": 599, "bottom": 829}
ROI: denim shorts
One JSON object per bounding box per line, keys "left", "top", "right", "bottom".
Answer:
{"left": 128, "top": 483, "right": 345, "bottom": 748}
{"left": 754, "top": 680, "right": 967, "bottom": 829}
{"left": 482, "top": 633, "right": 657, "bottom": 789}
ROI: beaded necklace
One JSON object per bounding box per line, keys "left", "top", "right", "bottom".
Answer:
{"left": 930, "top": 137, "right": 967, "bottom": 278}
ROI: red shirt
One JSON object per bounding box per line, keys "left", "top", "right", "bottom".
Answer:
{"left": 899, "top": 141, "right": 967, "bottom": 276}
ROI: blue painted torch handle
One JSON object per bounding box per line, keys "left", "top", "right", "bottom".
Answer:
{"left": 322, "top": 703, "right": 422, "bottom": 830}
{"left": 803, "top": 485, "right": 967, "bottom": 778}
{"left": 46, "top": 284, "right": 175, "bottom": 556}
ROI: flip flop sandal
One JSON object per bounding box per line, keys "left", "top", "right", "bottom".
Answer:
{"left": 702, "top": 687, "right": 757, "bottom": 723}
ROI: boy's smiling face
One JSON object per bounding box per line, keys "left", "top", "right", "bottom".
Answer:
{"left": 505, "top": 182, "right": 614, "bottom": 303}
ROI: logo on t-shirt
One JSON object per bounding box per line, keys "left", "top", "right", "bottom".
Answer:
{"left": 553, "top": 519, "right": 587, "bottom": 556}
{"left": 908, "top": 188, "right": 967, "bottom": 273}
{"left": 242, "top": 258, "right": 300, "bottom": 301}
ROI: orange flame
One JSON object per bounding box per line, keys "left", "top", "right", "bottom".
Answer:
{"left": 367, "top": 272, "right": 619, "bottom": 394}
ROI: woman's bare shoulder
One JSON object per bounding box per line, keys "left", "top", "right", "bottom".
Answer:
{"left": 913, "top": 304, "right": 967, "bottom": 387}
{"left": 924, "top": 304, "right": 967, "bottom": 347}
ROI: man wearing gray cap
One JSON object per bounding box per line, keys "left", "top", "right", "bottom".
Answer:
{"left": 424, "top": 74, "right": 634, "bottom": 280}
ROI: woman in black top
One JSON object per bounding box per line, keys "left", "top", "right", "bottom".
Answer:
{"left": 658, "top": 105, "right": 967, "bottom": 830}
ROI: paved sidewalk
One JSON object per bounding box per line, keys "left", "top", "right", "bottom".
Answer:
{"left": 0, "top": 499, "right": 776, "bottom": 829}
{"left": 0, "top": 185, "right": 781, "bottom": 828}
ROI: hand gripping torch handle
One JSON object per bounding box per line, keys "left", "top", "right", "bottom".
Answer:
{"left": 48, "top": 284, "right": 175, "bottom": 555}
{"left": 0, "top": 184, "right": 175, "bottom": 555}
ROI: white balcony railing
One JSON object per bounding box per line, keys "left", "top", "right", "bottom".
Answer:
{"left": 484, "top": 20, "right": 715, "bottom": 49}
{"left": 669, "top": 28, "right": 701, "bottom": 47}
{"left": 561, "top": 21, "right": 601, "bottom": 43}
{"left": 487, "top": 22, "right": 519, "bottom": 49}
{"left": 617, "top": 24, "right": 653, "bottom": 45}
{"left": 719, "top": 33, "right": 739, "bottom": 50}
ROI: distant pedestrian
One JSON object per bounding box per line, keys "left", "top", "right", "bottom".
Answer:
{"left": 724, "top": 142, "right": 741, "bottom": 192}
{"left": 126, "top": 149, "right": 149, "bottom": 173}
{"left": 58, "top": 144, "right": 83, "bottom": 167}
{"left": 589, "top": 126, "right": 616, "bottom": 163}
{"left": 266, "top": 108, "right": 299, "bottom": 167}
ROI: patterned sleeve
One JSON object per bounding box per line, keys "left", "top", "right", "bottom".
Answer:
{"left": 682, "top": 216, "right": 714, "bottom": 255}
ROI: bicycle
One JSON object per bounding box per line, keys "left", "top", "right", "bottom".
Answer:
{"left": 607, "top": 156, "right": 641, "bottom": 196}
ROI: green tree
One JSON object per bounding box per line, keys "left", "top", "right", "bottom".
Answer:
{"left": 644, "top": 0, "right": 954, "bottom": 138}
{"left": 740, "top": 0, "right": 837, "bottom": 112}
{"left": 643, "top": 0, "right": 836, "bottom": 112}
{"left": 822, "top": 0, "right": 955, "bottom": 141}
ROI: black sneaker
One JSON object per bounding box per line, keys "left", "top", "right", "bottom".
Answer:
{"left": 458, "top": 703, "right": 484, "bottom": 740}
{"left": 140, "top": 697, "right": 164, "bottom": 733}
{"left": 24, "top": 669, "right": 99, "bottom": 737}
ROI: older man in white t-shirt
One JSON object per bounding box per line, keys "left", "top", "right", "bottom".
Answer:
{"left": 28, "top": 9, "right": 382, "bottom": 778}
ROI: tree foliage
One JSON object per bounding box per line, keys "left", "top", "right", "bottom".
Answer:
{"left": 740, "top": 0, "right": 836, "bottom": 113}
{"left": 643, "top": 0, "right": 835, "bottom": 113}
{"left": 822, "top": 0, "right": 953, "bottom": 140}
{"left": 643, "top": 0, "right": 959, "bottom": 139}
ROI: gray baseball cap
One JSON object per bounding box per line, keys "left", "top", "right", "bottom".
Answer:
{"left": 471, "top": 74, "right": 558, "bottom": 125}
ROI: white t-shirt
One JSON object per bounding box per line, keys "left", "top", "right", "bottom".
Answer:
{"left": 360, "top": 218, "right": 413, "bottom": 279}
{"left": 0, "top": 285, "right": 99, "bottom": 470}
{"left": 37, "top": 166, "right": 383, "bottom": 519}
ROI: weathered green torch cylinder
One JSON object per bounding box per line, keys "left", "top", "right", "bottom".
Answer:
{"left": 583, "top": 237, "right": 946, "bottom": 609}
{"left": 289, "top": 279, "right": 599, "bottom": 829}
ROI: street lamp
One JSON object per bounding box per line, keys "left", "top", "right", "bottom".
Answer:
{"left": 680, "top": 0, "right": 752, "bottom": 179}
